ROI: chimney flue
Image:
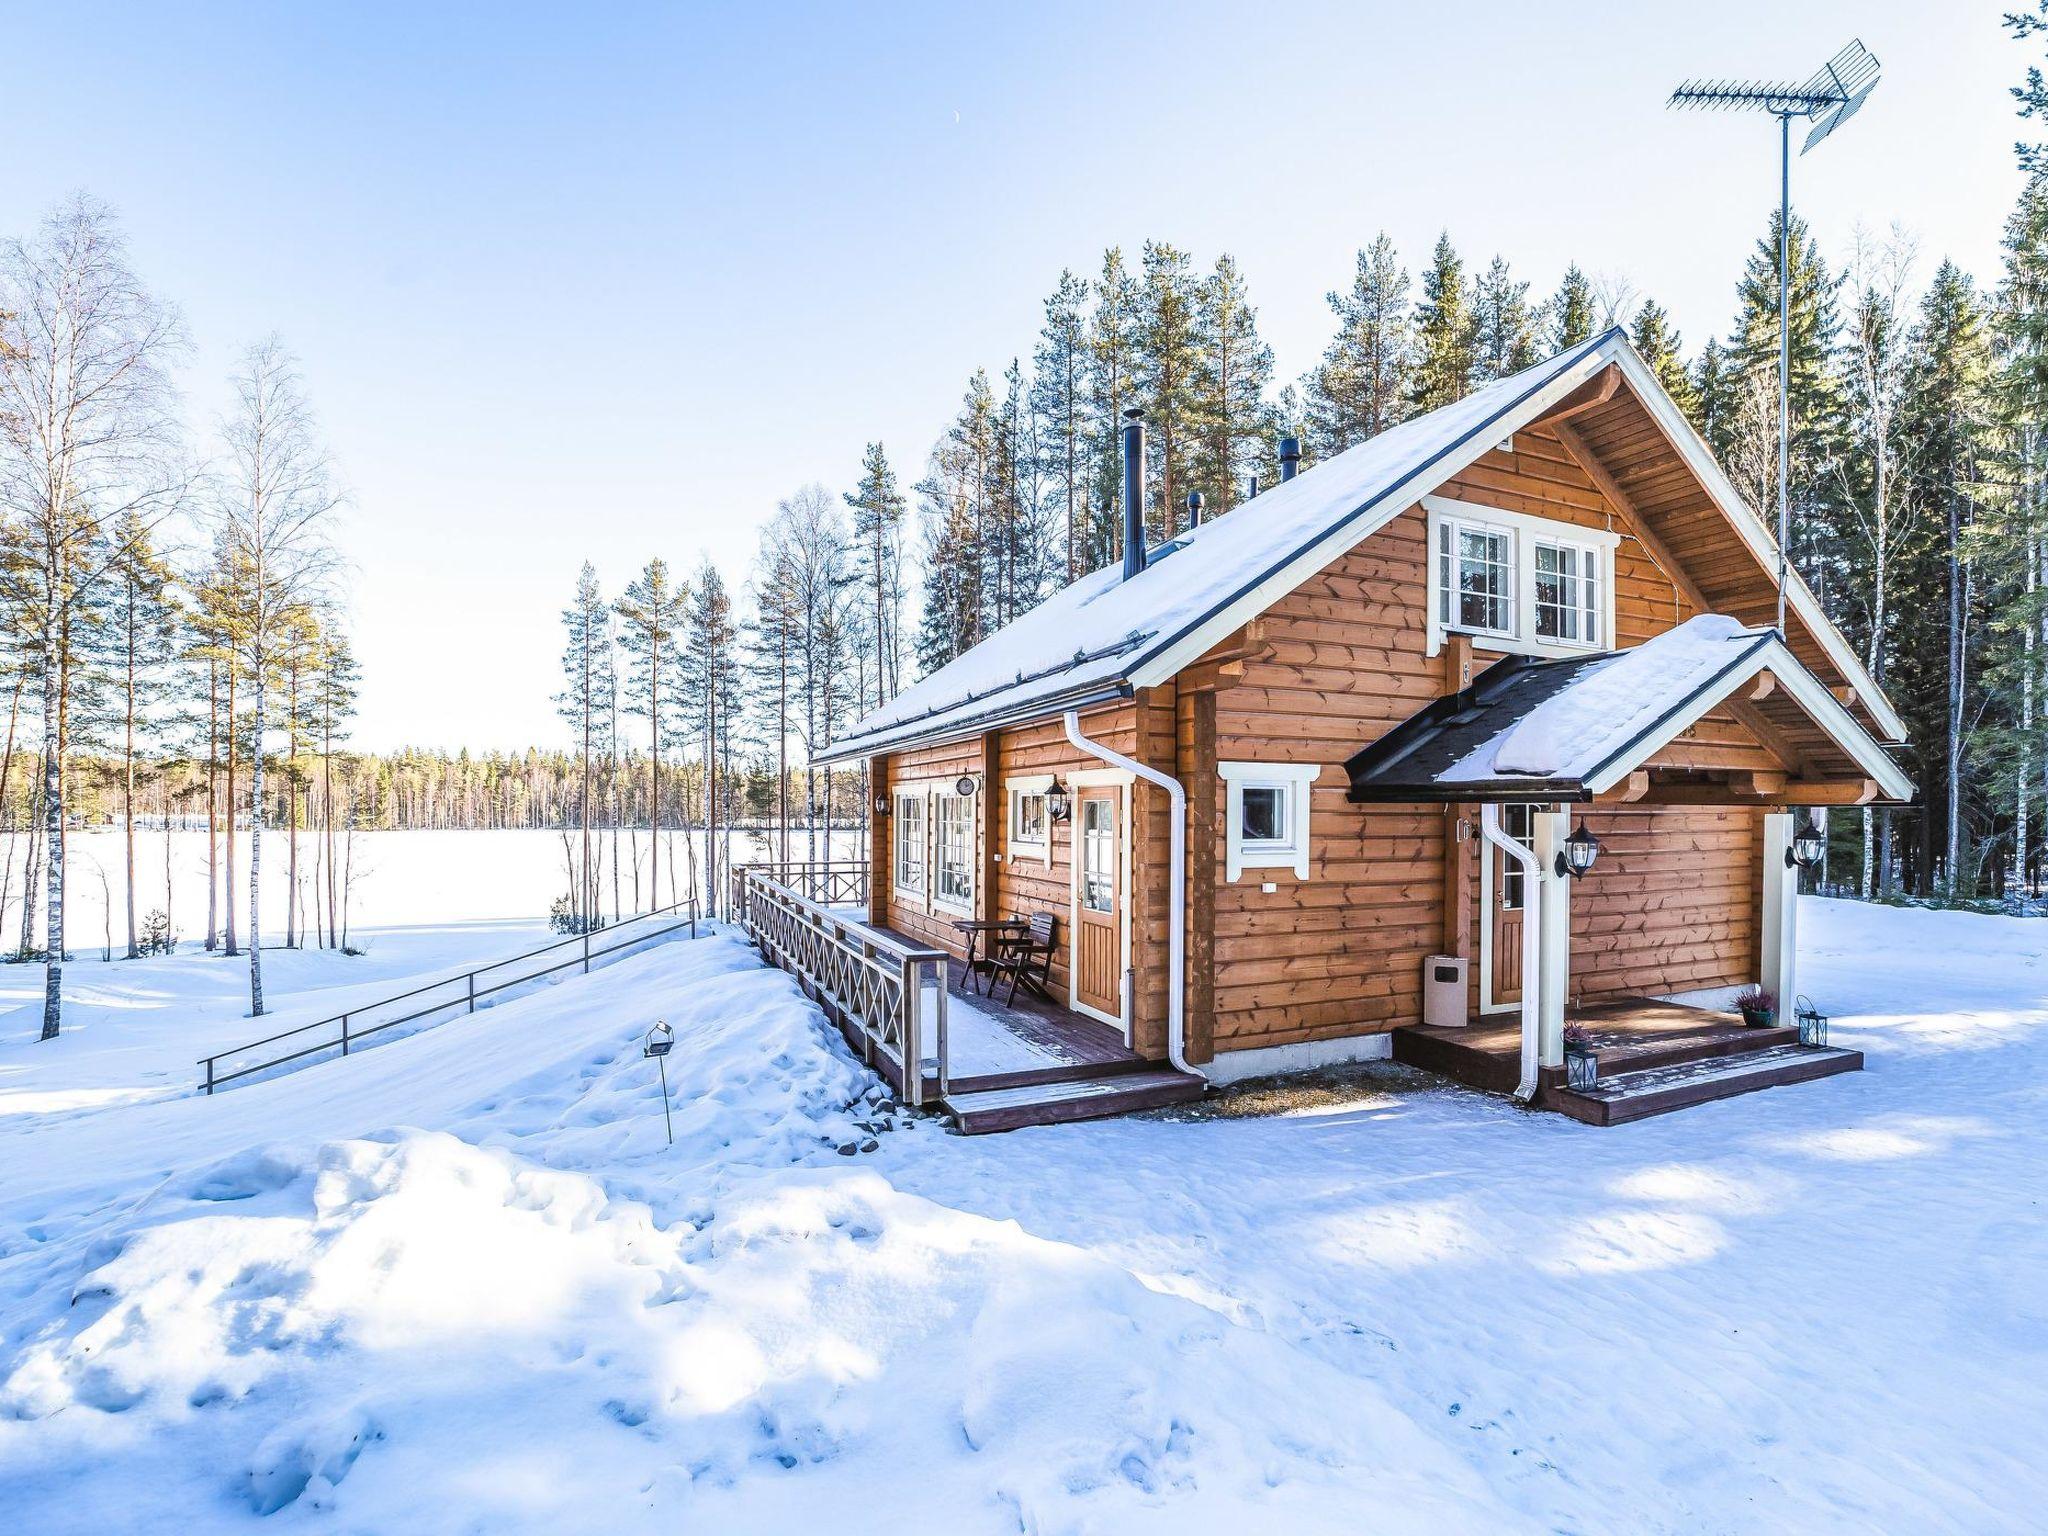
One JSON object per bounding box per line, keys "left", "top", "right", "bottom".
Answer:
{"left": 1122, "top": 408, "right": 1147, "bottom": 580}
{"left": 1279, "top": 435, "right": 1301, "bottom": 482}
{"left": 1186, "top": 488, "right": 1204, "bottom": 529}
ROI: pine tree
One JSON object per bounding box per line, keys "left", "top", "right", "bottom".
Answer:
{"left": 1030, "top": 271, "right": 1091, "bottom": 581}
{"left": 1469, "top": 255, "right": 1538, "bottom": 383}
{"left": 1548, "top": 263, "right": 1596, "bottom": 351}
{"left": 555, "top": 562, "right": 612, "bottom": 928}
{"left": 1135, "top": 240, "right": 1204, "bottom": 538}
{"left": 105, "top": 511, "right": 179, "bottom": 958}
{"left": 843, "top": 442, "right": 905, "bottom": 707}
{"left": 1305, "top": 234, "right": 1411, "bottom": 461}
{"left": 1193, "top": 253, "right": 1274, "bottom": 514}
{"left": 615, "top": 557, "right": 685, "bottom": 913}
{"left": 1410, "top": 232, "right": 1475, "bottom": 412}
{"left": 1088, "top": 247, "right": 1141, "bottom": 568}
{"left": 680, "top": 560, "right": 740, "bottom": 913}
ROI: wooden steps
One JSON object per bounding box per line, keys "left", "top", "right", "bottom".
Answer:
{"left": 1541, "top": 1043, "right": 1863, "bottom": 1125}
{"left": 941, "top": 1067, "right": 1206, "bottom": 1134}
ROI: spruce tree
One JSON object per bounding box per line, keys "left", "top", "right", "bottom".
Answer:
{"left": 1629, "top": 300, "right": 1698, "bottom": 420}
{"left": 1469, "top": 255, "right": 1538, "bottom": 383}
{"left": 1548, "top": 263, "right": 1596, "bottom": 351}
{"left": 1305, "top": 233, "right": 1411, "bottom": 458}
{"left": 1410, "top": 232, "right": 1475, "bottom": 412}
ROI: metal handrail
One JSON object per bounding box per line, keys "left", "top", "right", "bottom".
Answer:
{"left": 198, "top": 898, "right": 701, "bottom": 1095}
{"left": 731, "top": 865, "right": 946, "bottom": 1107}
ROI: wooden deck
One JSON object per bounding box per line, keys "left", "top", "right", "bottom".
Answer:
{"left": 864, "top": 925, "right": 1205, "bottom": 1132}
{"left": 1393, "top": 996, "right": 1861, "bottom": 1125}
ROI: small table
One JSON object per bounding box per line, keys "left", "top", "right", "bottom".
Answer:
{"left": 951, "top": 917, "right": 1026, "bottom": 996}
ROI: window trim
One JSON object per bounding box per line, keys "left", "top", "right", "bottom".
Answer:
{"left": 930, "top": 789, "right": 975, "bottom": 915}
{"left": 1219, "top": 761, "right": 1320, "bottom": 883}
{"left": 1005, "top": 773, "right": 1054, "bottom": 866}
{"left": 891, "top": 787, "right": 929, "bottom": 903}
{"left": 1423, "top": 496, "right": 1619, "bottom": 661}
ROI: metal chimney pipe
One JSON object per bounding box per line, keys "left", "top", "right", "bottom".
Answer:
{"left": 1247, "top": 473, "right": 1259, "bottom": 500}
{"left": 1279, "top": 435, "right": 1301, "bottom": 482}
{"left": 1185, "top": 488, "right": 1204, "bottom": 529}
{"left": 1122, "top": 408, "right": 1147, "bottom": 580}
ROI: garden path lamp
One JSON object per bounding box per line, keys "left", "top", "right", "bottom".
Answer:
{"left": 1789, "top": 818, "right": 1827, "bottom": 871}
{"left": 1556, "top": 823, "right": 1603, "bottom": 880}
{"left": 644, "top": 1020, "right": 675, "bottom": 1147}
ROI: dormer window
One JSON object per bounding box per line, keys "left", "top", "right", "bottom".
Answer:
{"left": 1424, "top": 495, "right": 1618, "bottom": 659}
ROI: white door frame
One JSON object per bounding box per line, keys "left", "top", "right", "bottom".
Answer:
{"left": 1066, "top": 768, "right": 1133, "bottom": 1037}
{"left": 1477, "top": 801, "right": 1538, "bottom": 1014}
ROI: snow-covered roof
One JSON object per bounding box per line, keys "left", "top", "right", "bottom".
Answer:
{"left": 817, "top": 328, "right": 1905, "bottom": 766}
{"left": 1344, "top": 615, "right": 1915, "bottom": 804}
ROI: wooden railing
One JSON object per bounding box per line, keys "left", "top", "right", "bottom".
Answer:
{"left": 732, "top": 865, "right": 947, "bottom": 1107}
{"left": 198, "top": 898, "right": 701, "bottom": 1095}
{"left": 739, "top": 858, "right": 869, "bottom": 910}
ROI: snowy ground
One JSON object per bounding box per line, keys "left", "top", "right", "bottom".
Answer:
{"left": 1, "top": 896, "right": 2044, "bottom": 1532}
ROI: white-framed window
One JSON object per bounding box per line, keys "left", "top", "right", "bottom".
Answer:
{"left": 1438, "top": 517, "right": 1516, "bottom": 637}
{"left": 1006, "top": 774, "right": 1053, "bottom": 864}
{"left": 1424, "top": 496, "right": 1619, "bottom": 660}
{"left": 933, "top": 791, "right": 974, "bottom": 911}
{"left": 1219, "top": 761, "right": 1320, "bottom": 883}
{"left": 1533, "top": 536, "right": 1602, "bottom": 646}
{"left": 892, "top": 790, "right": 927, "bottom": 898}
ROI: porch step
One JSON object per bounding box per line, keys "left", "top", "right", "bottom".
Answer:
{"left": 941, "top": 1068, "right": 1207, "bottom": 1134}
{"left": 1542, "top": 1044, "right": 1863, "bottom": 1126}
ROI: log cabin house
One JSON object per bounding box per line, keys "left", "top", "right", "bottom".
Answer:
{"left": 784, "top": 328, "right": 1913, "bottom": 1132}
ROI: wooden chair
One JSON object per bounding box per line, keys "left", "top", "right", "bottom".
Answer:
{"left": 988, "top": 912, "right": 1057, "bottom": 1005}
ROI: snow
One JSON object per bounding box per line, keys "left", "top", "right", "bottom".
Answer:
{"left": 824, "top": 333, "right": 1617, "bottom": 763}
{"left": 1443, "top": 615, "right": 1769, "bottom": 782}
{"left": 4, "top": 894, "right": 2047, "bottom": 1530}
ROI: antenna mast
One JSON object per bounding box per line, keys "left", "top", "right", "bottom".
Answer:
{"left": 1670, "top": 40, "right": 1881, "bottom": 637}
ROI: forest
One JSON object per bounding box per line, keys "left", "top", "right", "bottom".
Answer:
{"left": 10, "top": 15, "right": 2048, "bottom": 1044}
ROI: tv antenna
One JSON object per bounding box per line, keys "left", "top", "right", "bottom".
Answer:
{"left": 1670, "top": 40, "right": 1880, "bottom": 636}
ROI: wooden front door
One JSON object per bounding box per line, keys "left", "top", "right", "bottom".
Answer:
{"left": 1489, "top": 803, "right": 1536, "bottom": 1007}
{"left": 1072, "top": 787, "right": 1123, "bottom": 1021}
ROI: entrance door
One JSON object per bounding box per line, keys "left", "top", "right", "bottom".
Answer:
{"left": 1489, "top": 803, "right": 1536, "bottom": 1008}
{"left": 1072, "top": 787, "right": 1123, "bottom": 1022}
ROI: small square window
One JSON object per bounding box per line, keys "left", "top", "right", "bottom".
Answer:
{"left": 1241, "top": 785, "right": 1286, "bottom": 843}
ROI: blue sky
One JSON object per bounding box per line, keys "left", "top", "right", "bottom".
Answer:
{"left": 1, "top": 1, "right": 2027, "bottom": 750}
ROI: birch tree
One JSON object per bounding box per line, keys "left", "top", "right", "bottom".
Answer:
{"left": 213, "top": 336, "right": 340, "bottom": 1016}
{"left": 0, "top": 195, "right": 187, "bottom": 1039}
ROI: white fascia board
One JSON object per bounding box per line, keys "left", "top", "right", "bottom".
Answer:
{"left": 1605, "top": 347, "right": 1909, "bottom": 745}
{"left": 1580, "top": 637, "right": 1914, "bottom": 801}
{"left": 1125, "top": 346, "right": 1618, "bottom": 692}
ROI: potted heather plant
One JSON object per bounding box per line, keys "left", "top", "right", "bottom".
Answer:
{"left": 1734, "top": 985, "right": 1778, "bottom": 1029}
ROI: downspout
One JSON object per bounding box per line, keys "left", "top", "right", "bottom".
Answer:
{"left": 1479, "top": 802, "right": 1543, "bottom": 1102}
{"left": 1063, "top": 709, "right": 1197, "bottom": 1079}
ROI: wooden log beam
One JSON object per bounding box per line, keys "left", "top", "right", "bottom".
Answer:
{"left": 1743, "top": 671, "right": 1777, "bottom": 701}
{"left": 1527, "top": 365, "right": 1621, "bottom": 430}
{"left": 1186, "top": 688, "right": 1218, "bottom": 1064}
{"left": 1594, "top": 769, "right": 1651, "bottom": 803}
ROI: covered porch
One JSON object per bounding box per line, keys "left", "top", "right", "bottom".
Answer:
{"left": 1348, "top": 616, "right": 1912, "bottom": 1121}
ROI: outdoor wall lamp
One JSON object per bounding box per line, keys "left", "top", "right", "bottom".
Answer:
{"left": 1045, "top": 777, "right": 1072, "bottom": 822}
{"left": 872, "top": 795, "right": 889, "bottom": 817}
{"left": 1788, "top": 818, "right": 1827, "bottom": 871}
{"left": 1555, "top": 823, "right": 1603, "bottom": 880}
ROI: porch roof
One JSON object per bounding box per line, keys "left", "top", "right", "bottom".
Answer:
{"left": 1343, "top": 615, "right": 1915, "bottom": 805}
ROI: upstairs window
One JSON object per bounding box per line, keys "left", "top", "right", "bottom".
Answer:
{"left": 1425, "top": 496, "right": 1618, "bottom": 660}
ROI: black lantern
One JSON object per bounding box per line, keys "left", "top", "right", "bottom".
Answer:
{"left": 1045, "top": 777, "right": 1072, "bottom": 823}
{"left": 873, "top": 794, "right": 890, "bottom": 817}
{"left": 1788, "top": 818, "right": 1827, "bottom": 870}
{"left": 1555, "top": 824, "right": 1603, "bottom": 880}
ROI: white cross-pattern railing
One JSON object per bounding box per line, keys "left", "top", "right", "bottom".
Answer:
{"left": 733, "top": 865, "right": 947, "bottom": 1106}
